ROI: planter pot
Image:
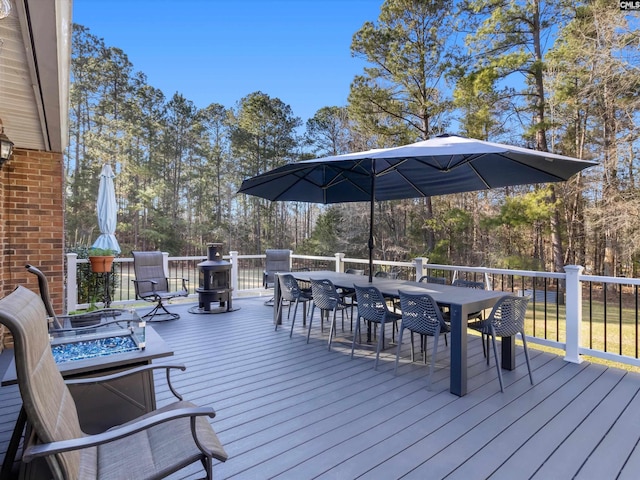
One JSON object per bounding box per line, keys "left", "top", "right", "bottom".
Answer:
{"left": 89, "top": 255, "right": 114, "bottom": 273}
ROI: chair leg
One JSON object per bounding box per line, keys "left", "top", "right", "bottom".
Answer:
{"left": 140, "top": 299, "right": 180, "bottom": 322}
{"left": 328, "top": 308, "right": 338, "bottom": 351}
{"left": 288, "top": 299, "right": 301, "bottom": 337}
{"left": 521, "top": 331, "right": 535, "bottom": 385}
{"left": 393, "top": 326, "right": 406, "bottom": 375}
{"left": 201, "top": 455, "right": 213, "bottom": 480}
{"left": 374, "top": 320, "right": 385, "bottom": 370}
{"left": 428, "top": 328, "right": 440, "bottom": 390}
{"left": 490, "top": 330, "right": 504, "bottom": 392}
{"left": 275, "top": 297, "right": 284, "bottom": 331}
{"left": 485, "top": 334, "right": 490, "bottom": 365}
{"left": 410, "top": 331, "right": 415, "bottom": 362}
{"left": 351, "top": 316, "right": 361, "bottom": 359}
{"left": 307, "top": 303, "right": 316, "bottom": 343}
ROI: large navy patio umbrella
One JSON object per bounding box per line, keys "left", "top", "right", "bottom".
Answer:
{"left": 238, "top": 134, "right": 597, "bottom": 281}
{"left": 91, "top": 164, "right": 121, "bottom": 254}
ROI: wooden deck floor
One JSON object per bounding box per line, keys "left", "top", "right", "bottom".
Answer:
{"left": 2, "top": 296, "right": 640, "bottom": 479}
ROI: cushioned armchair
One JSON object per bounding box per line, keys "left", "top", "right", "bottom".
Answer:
{"left": 0, "top": 286, "right": 227, "bottom": 479}
{"left": 132, "top": 251, "right": 188, "bottom": 321}
{"left": 263, "top": 249, "right": 291, "bottom": 289}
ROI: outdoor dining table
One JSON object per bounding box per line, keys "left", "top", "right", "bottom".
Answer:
{"left": 274, "top": 270, "right": 509, "bottom": 397}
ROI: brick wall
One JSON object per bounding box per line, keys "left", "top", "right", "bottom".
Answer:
{"left": 1, "top": 148, "right": 65, "bottom": 348}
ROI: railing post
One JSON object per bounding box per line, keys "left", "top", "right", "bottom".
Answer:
{"left": 414, "top": 257, "right": 428, "bottom": 281}
{"left": 335, "top": 253, "right": 345, "bottom": 272}
{"left": 162, "top": 252, "right": 170, "bottom": 276}
{"left": 564, "top": 265, "right": 584, "bottom": 364}
{"left": 65, "top": 253, "right": 78, "bottom": 314}
{"left": 230, "top": 250, "right": 239, "bottom": 296}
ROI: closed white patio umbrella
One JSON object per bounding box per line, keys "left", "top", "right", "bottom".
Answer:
{"left": 91, "top": 164, "right": 121, "bottom": 254}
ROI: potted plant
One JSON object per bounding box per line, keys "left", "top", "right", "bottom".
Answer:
{"left": 88, "top": 247, "right": 116, "bottom": 273}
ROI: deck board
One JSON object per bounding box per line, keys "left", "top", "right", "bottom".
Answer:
{"left": 2, "top": 296, "right": 640, "bottom": 479}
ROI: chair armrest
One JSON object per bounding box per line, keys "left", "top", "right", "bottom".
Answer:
{"left": 22, "top": 406, "right": 216, "bottom": 462}
{"left": 131, "top": 279, "right": 159, "bottom": 286}
{"left": 65, "top": 364, "right": 186, "bottom": 400}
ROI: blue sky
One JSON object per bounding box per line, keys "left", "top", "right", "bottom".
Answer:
{"left": 73, "top": 0, "right": 384, "bottom": 124}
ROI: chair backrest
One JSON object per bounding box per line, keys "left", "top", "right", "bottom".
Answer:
{"left": 374, "top": 271, "right": 388, "bottom": 278}
{"left": 354, "top": 284, "right": 390, "bottom": 323}
{"left": 132, "top": 251, "right": 169, "bottom": 295}
{"left": 264, "top": 250, "right": 291, "bottom": 287}
{"left": 278, "top": 274, "right": 305, "bottom": 302}
{"left": 452, "top": 279, "right": 485, "bottom": 290}
{"left": 25, "top": 264, "right": 63, "bottom": 330}
{"left": 398, "top": 290, "right": 447, "bottom": 336}
{"left": 345, "top": 268, "right": 365, "bottom": 276}
{"left": 488, "top": 295, "right": 530, "bottom": 337}
{"left": 310, "top": 278, "right": 341, "bottom": 311}
{"left": 419, "top": 275, "right": 447, "bottom": 285}
{"left": 0, "top": 287, "right": 84, "bottom": 478}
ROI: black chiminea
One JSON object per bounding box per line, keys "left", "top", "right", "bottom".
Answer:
{"left": 192, "top": 243, "right": 233, "bottom": 314}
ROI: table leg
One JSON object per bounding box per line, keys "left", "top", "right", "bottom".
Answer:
{"left": 273, "top": 274, "right": 282, "bottom": 325}
{"left": 449, "top": 305, "right": 468, "bottom": 397}
{"left": 501, "top": 335, "right": 516, "bottom": 370}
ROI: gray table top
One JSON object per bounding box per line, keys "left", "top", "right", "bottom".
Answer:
{"left": 289, "top": 270, "right": 508, "bottom": 311}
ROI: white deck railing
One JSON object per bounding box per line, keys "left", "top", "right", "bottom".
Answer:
{"left": 65, "top": 252, "right": 640, "bottom": 369}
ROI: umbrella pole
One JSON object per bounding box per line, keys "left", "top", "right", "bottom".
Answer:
{"left": 368, "top": 166, "right": 375, "bottom": 283}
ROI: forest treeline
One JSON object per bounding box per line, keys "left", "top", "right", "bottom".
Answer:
{"left": 65, "top": 0, "right": 640, "bottom": 276}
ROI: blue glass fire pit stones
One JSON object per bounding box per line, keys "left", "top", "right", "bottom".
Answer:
{"left": 52, "top": 336, "right": 138, "bottom": 363}
{"left": 49, "top": 311, "right": 146, "bottom": 364}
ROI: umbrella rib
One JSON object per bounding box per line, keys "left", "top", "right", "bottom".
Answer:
{"left": 468, "top": 162, "right": 491, "bottom": 189}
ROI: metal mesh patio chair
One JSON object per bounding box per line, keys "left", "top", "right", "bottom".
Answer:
{"left": 468, "top": 295, "right": 534, "bottom": 392}
{"left": 394, "top": 290, "right": 450, "bottom": 388}
{"left": 0, "top": 286, "right": 227, "bottom": 480}
{"left": 274, "top": 274, "right": 313, "bottom": 337}
{"left": 451, "top": 278, "right": 487, "bottom": 355}
{"left": 418, "top": 275, "right": 447, "bottom": 285}
{"left": 132, "top": 251, "right": 188, "bottom": 321}
{"left": 307, "top": 278, "right": 349, "bottom": 350}
{"left": 350, "top": 284, "right": 402, "bottom": 370}
{"left": 341, "top": 268, "right": 365, "bottom": 329}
